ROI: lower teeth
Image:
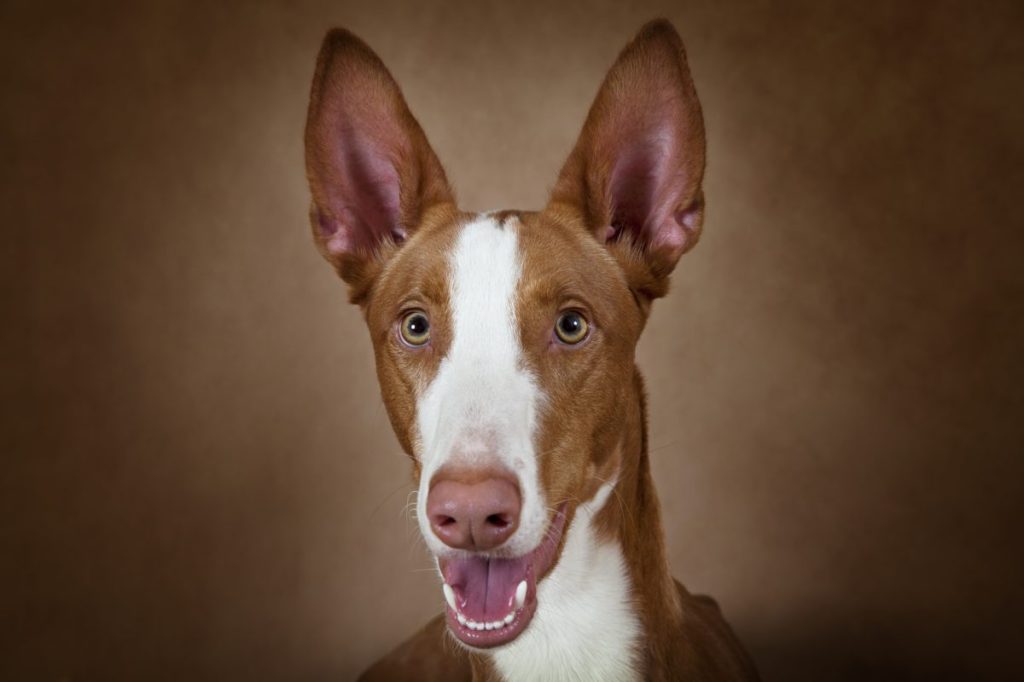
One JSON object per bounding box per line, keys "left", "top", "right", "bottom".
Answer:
{"left": 465, "top": 618, "right": 509, "bottom": 631}
{"left": 443, "top": 582, "right": 525, "bottom": 632}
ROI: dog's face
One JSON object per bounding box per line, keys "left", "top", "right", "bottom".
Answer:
{"left": 305, "top": 21, "right": 704, "bottom": 649}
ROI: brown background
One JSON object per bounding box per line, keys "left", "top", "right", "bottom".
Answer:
{"left": 3, "top": 0, "right": 1022, "bottom": 680}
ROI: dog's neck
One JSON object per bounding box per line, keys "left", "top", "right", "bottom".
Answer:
{"left": 470, "top": 366, "right": 683, "bottom": 681}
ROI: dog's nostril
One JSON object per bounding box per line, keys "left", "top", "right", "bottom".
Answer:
{"left": 486, "top": 513, "right": 510, "bottom": 528}
{"left": 436, "top": 515, "right": 457, "bottom": 527}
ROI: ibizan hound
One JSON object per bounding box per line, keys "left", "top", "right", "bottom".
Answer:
{"left": 304, "top": 19, "right": 759, "bottom": 682}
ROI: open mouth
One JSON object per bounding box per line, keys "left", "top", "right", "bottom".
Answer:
{"left": 438, "top": 503, "right": 568, "bottom": 648}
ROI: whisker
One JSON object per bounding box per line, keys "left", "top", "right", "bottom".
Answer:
{"left": 369, "top": 480, "right": 416, "bottom": 521}
{"left": 590, "top": 472, "right": 635, "bottom": 529}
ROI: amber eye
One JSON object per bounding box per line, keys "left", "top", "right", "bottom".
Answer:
{"left": 400, "top": 311, "right": 431, "bottom": 347}
{"left": 555, "top": 311, "right": 589, "bottom": 345}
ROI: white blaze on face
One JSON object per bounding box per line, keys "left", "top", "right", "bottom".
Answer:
{"left": 414, "top": 215, "right": 547, "bottom": 557}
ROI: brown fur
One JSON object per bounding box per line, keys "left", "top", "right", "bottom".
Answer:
{"left": 306, "top": 18, "right": 759, "bottom": 682}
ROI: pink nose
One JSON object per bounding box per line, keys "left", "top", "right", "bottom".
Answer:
{"left": 427, "top": 470, "right": 521, "bottom": 551}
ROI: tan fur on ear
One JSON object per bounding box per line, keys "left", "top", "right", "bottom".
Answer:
{"left": 548, "top": 19, "right": 706, "bottom": 300}
{"left": 305, "top": 29, "right": 455, "bottom": 302}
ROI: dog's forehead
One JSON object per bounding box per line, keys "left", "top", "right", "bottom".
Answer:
{"left": 368, "top": 209, "right": 630, "bottom": 327}
{"left": 515, "top": 214, "right": 629, "bottom": 298}
{"left": 366, "top": 214, "right": 460, "bottom": 315}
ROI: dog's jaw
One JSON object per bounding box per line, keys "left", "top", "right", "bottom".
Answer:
{"left": 436, "top": 503, "right": 568, "bottom": 648}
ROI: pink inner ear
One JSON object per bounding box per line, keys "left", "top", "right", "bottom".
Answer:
{"left": 653, "top": 217, "right": 688, "bottom": 252}
{"left": 608, "top": 142, "right": 657, "bottom": 238}
{"left": 318, "top": 125, "right": 402, "bottom": 257}
{"left": 673, "top": 200, "right": 701, "bottom": 243}
{"left": 607, "top": 124, "right": 690, "bottom": 253}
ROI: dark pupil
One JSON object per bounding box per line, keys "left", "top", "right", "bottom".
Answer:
{"left": 560, "top": 314, "right": 581, "bottom": 335}
{"left": 408, "top": 315, "right": 428, "bottom": 336}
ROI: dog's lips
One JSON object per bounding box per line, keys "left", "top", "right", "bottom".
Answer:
{"left": 438, "top": 503, "right": 568, "bottom": 649}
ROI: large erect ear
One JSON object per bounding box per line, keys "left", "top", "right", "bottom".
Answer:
{"left": 548, "top": 20, "right": 706, "bottom": 298}
{"left": 305, "top": 29, "right": 454, "bottom": 298}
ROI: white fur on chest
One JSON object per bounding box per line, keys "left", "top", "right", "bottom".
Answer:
{"left": 490, "top": 483, "right": 641, "bottom": 682}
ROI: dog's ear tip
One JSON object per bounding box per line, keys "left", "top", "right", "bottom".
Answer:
{"left": 320, "top": 27, "right": 361, "bottom": 50}
{"left": 637, "top": 18, "right": 679, "bottom": 38}
{"left": 633, "top": 19, "right": 685, "bottom": 50}
{"left": 316, "top": 28, "right": 383, "bottom": 68}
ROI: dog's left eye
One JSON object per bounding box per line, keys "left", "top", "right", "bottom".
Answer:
{"left": 400, "top": 311, "right": 431, "bottom": 347}
{"left": 555, "top": 311, "right": 590, "bottom": 345}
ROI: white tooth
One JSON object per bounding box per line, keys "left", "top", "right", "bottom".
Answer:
{"left": 442, "top": 583, "right": 457, "bottom": 612}
{"left": 484, "top": 621, "right": 495, "bottom": 630}
{"left": 504, "top": 612, "right": 514, "bottom": 624}
{"left": 515, "top": 580, "right": 528, "bottom": 610}
{"left": 468, "top": 620, "right": 480, "bottom": 630}
{"left": 457, "top": 613, "right": 466, "bottom": 625}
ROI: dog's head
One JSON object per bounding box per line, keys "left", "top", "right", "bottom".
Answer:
{"left": 305, "top": 20, "right": 704, "bottom": 649}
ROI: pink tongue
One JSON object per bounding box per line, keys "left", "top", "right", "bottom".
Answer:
{"left": 444, "top": 555, "right": 530, "bottom": 621}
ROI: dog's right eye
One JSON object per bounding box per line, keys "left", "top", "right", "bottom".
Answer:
{"left": 555, "top": 310, "right": 590, "bottom": 345}
{"left": 399, "top": 311, "right": 431, "bottom": 347}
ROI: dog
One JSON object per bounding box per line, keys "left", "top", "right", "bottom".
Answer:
{"left": 304, "top": 19, "right": 759, "bottom": 681}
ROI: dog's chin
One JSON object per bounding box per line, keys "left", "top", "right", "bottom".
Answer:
{"left": 436, "top": 503, "right": 568, "bottom": 649}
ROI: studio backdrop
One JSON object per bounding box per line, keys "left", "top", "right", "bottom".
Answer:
{"left": 3, "top": 1, "right": 1021, "bottom": 680}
